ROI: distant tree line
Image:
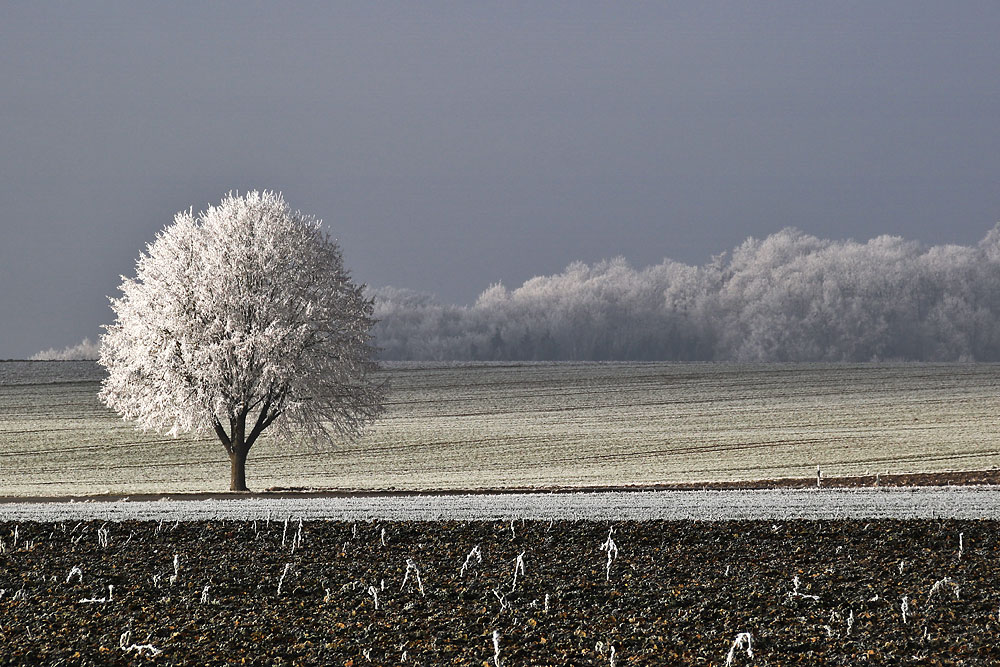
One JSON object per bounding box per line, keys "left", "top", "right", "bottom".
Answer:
{"left": 372, "top": 226, "right": 1000, "bottom": 362}
{"left": 32, "top": 337, "right": 101, "bottom": 361}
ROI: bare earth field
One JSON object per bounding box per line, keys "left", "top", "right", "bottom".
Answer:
{"left": 1, "top": 518, "right": 997, "bottom": 666}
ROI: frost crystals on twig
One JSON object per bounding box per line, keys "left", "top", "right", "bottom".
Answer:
{"left": 401, "top": 558, "right": 425, "bottom": 596}
{"left": 119, "top": 630, "right": 162, "bottom": 657}
{"left": 460, "top": 545, "right": 482, "bottom": 578}
{"left": 725, "top": 631, "right": 753, "bottom": 666}
{"left": 492, "top": 629, "right": 502, "bottom": 667}
{"left": 594, "top": 642, "right": 617, "bottom": 667}
{"left": 600, "top": 527, "right": 619, "bottom": 581}
{"left": 787, "top": 575, "right": 819, "bottom": 601}
{"left": 290, "top": 519, "right": 304, "bottom": 553}
{"left": 511, "top": 551, "right": 526, "bottom": 592}
{"left": 277, "top": 563, "right": 294, "bottom": 596}
{"left": 79, "top": 585, "right": 113, "bottom": 604}
{"left": 169, "top": 554, "right": 180, "bottom": 586}
{"left": 927, "top": 577, "right": 960, "bottom": 604}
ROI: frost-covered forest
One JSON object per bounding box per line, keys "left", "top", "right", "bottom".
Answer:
{"left": 374, "top": 226, "right": 1000, "bottom": 362}
{"left": 32, "top": 338, "right": 100, "bottom": 361}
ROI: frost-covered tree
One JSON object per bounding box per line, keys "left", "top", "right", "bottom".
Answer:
{"left": 99, "top": 191, "right": 384, "bottom": 491}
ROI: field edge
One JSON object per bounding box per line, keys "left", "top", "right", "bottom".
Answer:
{"left": 3, "top": 467, "right": 999, "bottom": 504}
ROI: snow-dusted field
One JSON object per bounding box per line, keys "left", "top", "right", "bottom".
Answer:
{"left": 3, "top": 361, "right": 1000, "bottom": 496}
{"left": 2, "top": 487, "right": 999, "bottom": 522}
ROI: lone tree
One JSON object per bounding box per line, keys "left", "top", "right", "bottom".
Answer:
{"left": 99, "top": 191, "right": 385, "bottom": 491}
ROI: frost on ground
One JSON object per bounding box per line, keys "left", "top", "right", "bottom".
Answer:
{"left": 3, "top": 487, "right": 1000, "bottom": 523}
{"left": 4, "top": 361, "right": 1000, "bottom": 497}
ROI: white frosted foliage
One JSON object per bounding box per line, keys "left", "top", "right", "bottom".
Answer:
{"left": 98, "top": 191, "right": 384, "bottom": 488}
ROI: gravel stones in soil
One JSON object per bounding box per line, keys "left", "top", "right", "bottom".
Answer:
{"left": 1, "top": 519, "right": 999, "bottom": 665}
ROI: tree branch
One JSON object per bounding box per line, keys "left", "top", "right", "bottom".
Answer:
{"left": 212, "top": 418, "right": 233, "bottom": 456}
{"left": 244, "top": 391, "right": 285, "bottom": 453}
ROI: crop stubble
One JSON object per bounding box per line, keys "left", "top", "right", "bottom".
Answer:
{"left": 1, "top": 519, "right": 998, "bottom": 665}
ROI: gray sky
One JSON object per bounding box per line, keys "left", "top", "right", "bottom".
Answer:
{"left": 2, "top": 2, "right": 999, "bottom": 359}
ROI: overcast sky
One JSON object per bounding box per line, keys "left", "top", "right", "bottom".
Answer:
{"left": 2, "top": 2, "right": 999, "bottom": 359}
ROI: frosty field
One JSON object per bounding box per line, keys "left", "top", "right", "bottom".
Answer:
{"left": 4, "top": 488, "right": 1000, "bottom": 523}
{"left": 1, "top": 361, "right": 999, "bottom": 497}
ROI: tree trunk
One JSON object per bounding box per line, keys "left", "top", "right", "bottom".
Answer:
{"left": 215, "top": 407, "right": 272, "bottom": 493}
{"left": 230, "top": 447, "right": 249, "bottom": 492}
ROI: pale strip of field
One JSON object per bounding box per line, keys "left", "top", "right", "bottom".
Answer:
{"left": 1, "top": 488, "right": 1000, "bottom": 522}
{"left": 2, "top": 361, "right": 999, "bottom": 496}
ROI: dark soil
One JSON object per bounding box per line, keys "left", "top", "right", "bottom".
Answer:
{"left": 1, "top": 519, "right": 998, "bottom": 665}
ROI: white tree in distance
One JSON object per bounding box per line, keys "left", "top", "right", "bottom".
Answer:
{"left": 99, "top": 191, "right": 385, "bottom": 491}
